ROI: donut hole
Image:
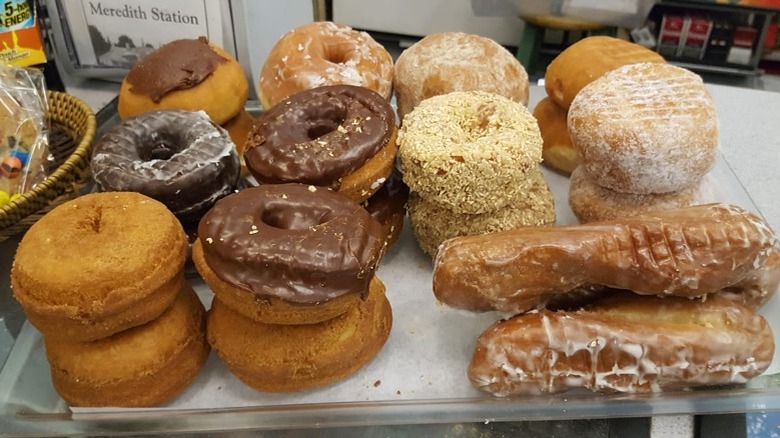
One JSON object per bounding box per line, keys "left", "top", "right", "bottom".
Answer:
{"left": 261, "top": 204, "right": 334, "bottom": 230}
{"left": 324, "top": 47, "right": 352, "bottom": 65}
{"left": 140, "top": 132, "right": 185, "bottom": 161}
{"left": 458, "top": 103, "right": 497, "bottom": 141}
{"left": 305, "top": 101, "right": 348, "bottom": 141}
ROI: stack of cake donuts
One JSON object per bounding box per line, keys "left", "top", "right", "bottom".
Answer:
{"left": 533, "top": 36, "right": 665, "bottom": 174}
{"left": 11, "top": 192, "right": 209, "bottom": 406}
{"left": 193, "top": 184, "right": 392, "bottom": 392}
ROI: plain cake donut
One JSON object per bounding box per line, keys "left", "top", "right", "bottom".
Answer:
{"left": 245, "top": 85, "right": 397, "bottom": 203}
{"left": 91, "top": 110, "right": 241, "bottom": 221}
{"left": 258, "top": 21, "right": 393, "bottom": 110}
{"left": 394, "top": 32, "right": 529, "bottom": 122}
{"left": 569, "top": 62, "right": 718, "bottom": 195}
{"left": 193, "top": 184, "right": 386, "bottom": 325}
{"left": 398, "top": 91, "right": 542, "bottom": 214}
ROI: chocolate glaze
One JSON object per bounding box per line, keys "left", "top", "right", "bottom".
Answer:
{"left": 91, "top": 110, "right": 240, "bottom": 221}
{"left": 198, "top": 184, "right": 386, "bottom": 304}
{"left": 244, "top": 85, "right": 395, "bottom": 189}
{"left": 362, "top": 170, "right": 409, "bottom": 224}
{"left": 125, "top": 37, "right": 227, "bottom": 103}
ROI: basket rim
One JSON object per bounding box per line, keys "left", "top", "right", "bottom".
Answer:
{"left": 0, "top": 91, "right": 97, "bottom": 224}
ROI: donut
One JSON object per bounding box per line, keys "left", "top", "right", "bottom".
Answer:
{"left": 11, "top": 192, "right": 187, "bottom": 342}
{"left": 193, "top": 184, "right": 386, "bottom": 325}
{"left": 118, "top": 37, "right": 248, "bottom": 126}
{"left": 207, "top": 276, "right": 392, "bottom": 392}
{"left": 398, "top": 91, "right": 542, "bottom": 214}
{"left": 394, "top": 32, "right": 529, "bottom": 122}
{"left": 532, "top": 97, "right": 577, "bottom": 175}
{"left": 91, "top": 110, "right": 241, "bottom": 222}
{"left": 408, "top": 168, "right": 555, "bottom": 257}
{"left": 544, "top": 36, "right": 665, "bottom": 109}
{"left": 468, "top": 294, "right": 773, "bottom": 395}
{"left": 222, "top": 109, "right": 255, "bottom": 158}
{"left": 361, "top": 170, "right": 409, "bottom": 247}
{"left": 568, "top": 166, "right": 713, "bottom": 223}
{"left": 244, "top": 85, "right": 397, "bottom": 203}
{"left": 569, "top": 62, "right": 718, "bottom": 194}
{"left": 45, "top": 283, "right": 209, "bottom": 407}
{"left": 258, "top": 21, "right": 393, "bottom": 110}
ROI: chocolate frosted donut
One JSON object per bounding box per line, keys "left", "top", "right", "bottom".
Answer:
{"left": 197, "top": 184, "right": 386, "bottom": 306}
{"left": 91, "top": 110, "right": 240, "bottom": 221}
{"left": 245, "top": 85, "right": 397, "bottom": 201}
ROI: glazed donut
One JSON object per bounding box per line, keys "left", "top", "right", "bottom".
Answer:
{"left": 545, "top": 36, "right": 665, "bottom": 109}
{"left": 91, "top": 110, "right": 241, "bottom": 222}
{"left": 719, "top": 248, "right": 780, "bottom": 311}
{"left": 408, "top": 168, "right": 555, "bottom": 258}
{"left": 568, "top": 166, "right": 714, "bottom": 223}
{"left": 258, "top": 21, "right": 393, "bottom": 110}
{"left": 11, "top": 192, "right": 187, "bottom": 341}
{"left": 569, "top": 62, "right": 718, "bottom": 195}
{"left": 193, "top": 184, "right": 386, "bottom": 325}
{"left": 432, "top": 204, "right": 777, "bottom": 314}
{"left": 245, "top": 85, "right": 397, "bottom": 203}
{"left": 398, "top": 91, "right": 542, "bottom": 215}
{"left": 394, "top": 32, "right": 529, "bottom": 122}
{"left": 469, "top": 294, "right": 773, "bottom": 396}
{"left": 118, "top": 37, "right": 248, "bottom": 125}
{"left": 532, "top": 97, "right": 577, "bottom": 174}
{"left": 207, "top": 276, "right": 392, "bottom": 392}
{"left": 361, "top": 170, "right": 410, "bottom": 247}
{"left": 46, "top": 283, "right": 209, "bottom": 406}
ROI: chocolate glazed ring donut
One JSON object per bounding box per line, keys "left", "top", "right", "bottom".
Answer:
{"left": 195, "top": 183, "right": 386, "bottom": 324}
{"left": 245, "top": 85, "right": 396, "bottom": 199}
{"left": 91, "top": 110, "right": 240, "bottom": 221}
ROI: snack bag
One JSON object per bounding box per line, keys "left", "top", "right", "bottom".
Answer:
{"left": 0, "top": 63, "right": 49, "bottom": 206}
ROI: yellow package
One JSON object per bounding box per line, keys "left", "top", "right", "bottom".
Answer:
{"left": 0, "top": 0, "right": 46, "bottom": 67}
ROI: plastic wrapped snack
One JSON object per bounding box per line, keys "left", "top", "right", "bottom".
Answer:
{"left": 0, "top": 63, "right": 49, "bottom": 206}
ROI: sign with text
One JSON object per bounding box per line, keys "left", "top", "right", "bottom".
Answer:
{"left": 58, "top": 0, "right": 224, "bottom": 68}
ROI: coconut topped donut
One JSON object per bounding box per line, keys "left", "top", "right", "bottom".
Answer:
{"left": 569, "top": 62, "right": 718, "bottom": 194}
{"left": 258, "top": 21, "right": 393, "bottom": 110}
{"left": 398, "top": 91, "right": 542, "bottom": 214}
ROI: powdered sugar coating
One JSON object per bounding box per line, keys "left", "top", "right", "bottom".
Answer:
{"left": 258, "top": 22, "right": 393, "bottom": 109}
{"left": 468, "top": 295, "right": 774, "bottom": 395}
{"left": 568, "top": 62, "right": 718, "bottom": 194}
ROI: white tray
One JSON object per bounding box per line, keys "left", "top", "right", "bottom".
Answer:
{"left": 1, "top": 154, "right": 779, "bottom": 436}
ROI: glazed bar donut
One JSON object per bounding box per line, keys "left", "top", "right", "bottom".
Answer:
{"left": 245, "top": 85, "right": 397, "bottom": 203}
{"left": 468, "top": 294, "right": 774, "bottom": 396}
{"left": 193, "top": 184, "right": 386, "bottom": 325}
{"left": 118, "top": 37, "right": 248, "bottom": 126}
{"left": 398, "top": 91, "right": 542, "bottom": 215}
{"left": 91, "top": 110, "right": 241, "bottom": 222}
{"left": 569, "top": 62, "right": 718, "bottom": 195}
{"left": 258, "top": 21, "right": 393, "bottom": 110}
{"left": 544, "top": 36, "right": 665, "bottom": 109}
{"left": 45, "top": 283, "right": 209, "bottom": 407}
{"left": 568, "top": 166, "right": 712, "bottom": 223}
{"left": 433, "top": 203, "right": 777, "bottom": 314}
{"left": 11, "top": 192, "right": 187, "bottom": 341}
{"left": 394, "top": 32, "right": 529, "bottom": 122}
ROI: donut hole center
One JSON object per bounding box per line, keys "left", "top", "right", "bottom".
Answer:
{"left": 324, "top": 47, "right": 352, "bottom": 65}
{"left": 305, "top": 101, "right": 347, "bottom": 141}
{"left": 141, "top": 132, "right": 184, "bottom": 161}
{"left": 262, "top": 204, "right": 333, "bottom": 230}
{"left": 459, "top": 103, "right": 498, "bottom": 141}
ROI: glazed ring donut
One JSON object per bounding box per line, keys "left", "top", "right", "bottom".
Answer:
{"left": 258, "top": 21, "right": 393, "bottom": 110}
{"left": 408, "top": 168, "right": 555, "bottom": 258}
{"left": 11, "top": 192, "right": 187, "bottom": 342}
{"left": 91, "top": 110, "right": 241, "bottom": 222}
{"left": 569, "top": 62, "right": 718, "bottom": 194}
{"left": 207, "top": 276, "right": 392, "bottom": 392}
{"left": 394, "top": 32, "right": 529, "bottom": 122}
{"left": 46, "top": 283, "right": 209, "bottom": 407}
{"left": 193, "top": 184, "right": 386, "bottom": 325}
{"left": 118, "top": 37, "right": 248, "bottom": 125}
{"left": 568, "top": 166, "right": 714, "bottom": 223}
{"left": 245, "top": 85, "right": 397, "bottom": 203}
{"left": 398, "top": 91, "right": 542, "bottom": 214}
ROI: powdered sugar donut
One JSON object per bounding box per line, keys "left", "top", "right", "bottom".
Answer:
{"left": 568, "top": 62, "right": 718, "bottom": 194}
{"left": 258, "top": 22, "right": 393, "bottom": 110}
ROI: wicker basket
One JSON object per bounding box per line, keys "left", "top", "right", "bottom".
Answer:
{"left": 0, "top": 91, "right": 96, "bottom": 241}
